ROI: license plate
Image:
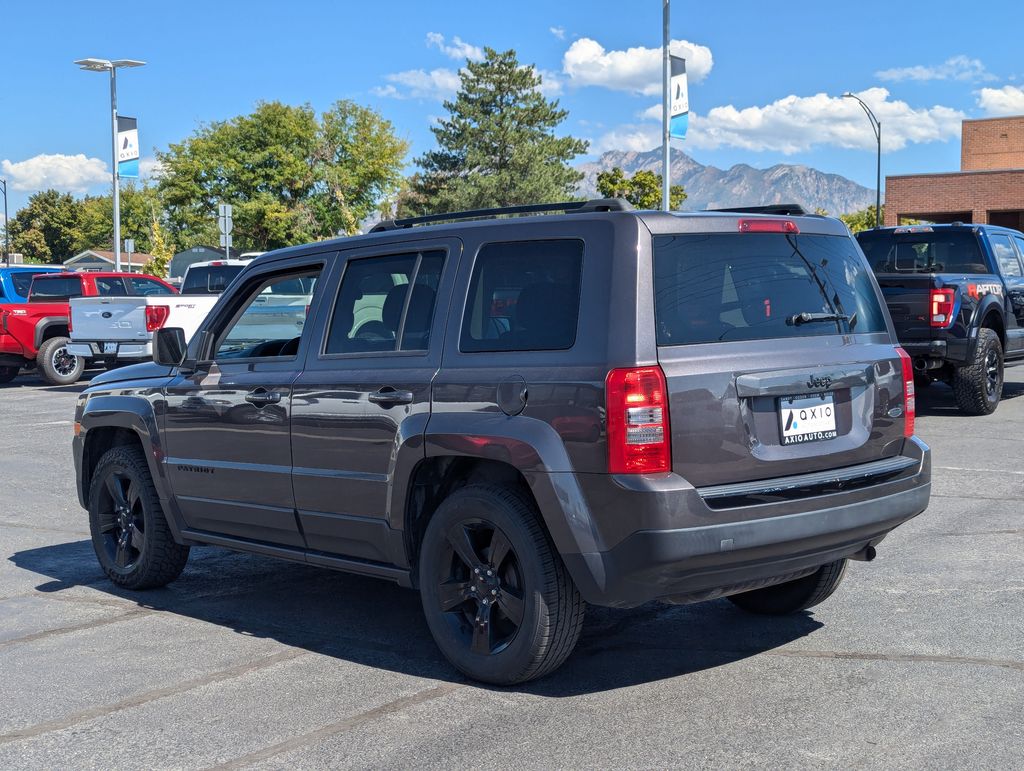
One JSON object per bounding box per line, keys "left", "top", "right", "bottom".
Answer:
{"left": 103, "top": 342, "right": 117, "bottom": 354}
{"left": 779, "top": 393, "right": 837, "bottom": 445}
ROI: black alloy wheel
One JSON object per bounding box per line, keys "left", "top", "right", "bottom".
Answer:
{"left": 437, "top": 519, "right": 526, "bottom": 656}
{"left": 96, "top": 470, "right": 147, "bottom": 572}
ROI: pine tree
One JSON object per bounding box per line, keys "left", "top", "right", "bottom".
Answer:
{"left": 411, "top": 48, "right": 588, "bottom": 214}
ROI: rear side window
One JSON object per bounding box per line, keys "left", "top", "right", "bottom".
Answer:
{"left": 989, "top": 234, "right": 1023, "bottom": 278}
{"left": 182, "top": 265, "right": 245, "bottom": 294}
{"left": 653, "top": 233, "right": 888, "bottom": 346}
{"left": 29, "top": 277, "right": 83, "bottom": 301}
{"left": 461, "top": 240, "right": 583, "bottom": 352}
{"left": 857, "top": 230, "right": 989, "bottom": 274}
{"left": 96, "top": 277, "right": 129, "bottom": 296}
{"left": 325, "top": 250, "right": 445, "bottom": 355}
{"left": 129, "top": 276, "right": 174, "bottom": 295}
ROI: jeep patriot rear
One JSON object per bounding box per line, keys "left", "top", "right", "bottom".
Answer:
{"left": 73, "top": 200, "right": 931, "bottom": 684}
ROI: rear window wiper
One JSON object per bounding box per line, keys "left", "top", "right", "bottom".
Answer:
{"left": 786, "top": 312, "right": 849, "bottom": 326}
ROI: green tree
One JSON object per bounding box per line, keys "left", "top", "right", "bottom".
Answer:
{"left": 6, "top": 190, "right": 81, "bottom": 263}
{"left": 596, "top": 166, "right": 686, "bottom": 210}
{"left": 157, "top": 100, "right": 407, "bottom": 250}
{"left": 839, "top": 205, "right": 883, "bottom": 233}
{"left": 410, "top": 48, "right": 588, "bottom": 214}
{"left": 142, "top": 219, "right": 174, "bottom": 277}
{"left": 73, "top": 183, "right": 161, "bottom": 254}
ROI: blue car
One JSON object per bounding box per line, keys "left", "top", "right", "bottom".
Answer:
{"left": 0, "top": 265, "right": 65, "bottom": 303}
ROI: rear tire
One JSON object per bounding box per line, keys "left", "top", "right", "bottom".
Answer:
{"left": 36, "top": 336, "right": 84, "bottom": 386}
{"left": 88, "top": 446, "right": 190, "bottom": 590}
{"left": 952, "top": 328, "right": 1002, "bottom": 415}
{"left": 418, "top": 484, "right": 585, "bottom": 685}
{"left": 728, "top": 559, "right": 847, "bottom": 615}
{"left": 0, "top": 366, "right": 17, "bottom": 384}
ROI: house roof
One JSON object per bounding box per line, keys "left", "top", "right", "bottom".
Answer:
{"left": 65, "top": 249, "right": 154, "bottom": 266}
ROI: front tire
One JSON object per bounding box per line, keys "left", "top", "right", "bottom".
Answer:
{"left": 418, "top": 485, "right": 585, "bottom": 685}
{"left": 36, "top": 336, "right": 84, "bottom": 386}
{"left": 88, "top": 446, "right": 190, "bottom": 589}
{"left": 0, "top": 366, "right": 17, "bottom": 384}
{"left": 728, "top": 559, "right": 847, "bottom": 615}
{"left": 952, "top": 328, "right": 1003, "bottom": 415}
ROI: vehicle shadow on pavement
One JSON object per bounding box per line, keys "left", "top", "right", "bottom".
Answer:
{"left": 914, "top": 378, "right": 1024, "bottom": 416}
{"left": 11, "top": 539, "right": 824, "bottom": 696}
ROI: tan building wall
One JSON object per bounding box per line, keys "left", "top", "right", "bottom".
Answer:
{"left": 961, "top": 116, "right": 1024, "bottom": 171}
{"left": 884, "top": 169, "right": 1024, "bottom": 228}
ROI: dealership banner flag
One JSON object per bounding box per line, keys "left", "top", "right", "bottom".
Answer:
{"left": 117, "top": 116, "right": 139, "bottom": 178}
{"left": 669, "top": 56, "right": 689, "bottom": 140}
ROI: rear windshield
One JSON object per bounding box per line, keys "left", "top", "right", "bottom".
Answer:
{"left": 11, "top": 271, "right": 48, "bottom": 297}
{"left": 653, "top": 233, "right": 888, "bottom": 346}
{"left": 856, "top": 230, "right": 989, "bottom": 274}
{"left": 28, "top": 276, "right": 82, "bottom": 302}
{"left": 181, "top": 265, "right": 245, "bottom": 294}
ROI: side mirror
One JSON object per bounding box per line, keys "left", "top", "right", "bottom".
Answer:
{"left": 153, "top": 327, "right": 188, "bottom": 367}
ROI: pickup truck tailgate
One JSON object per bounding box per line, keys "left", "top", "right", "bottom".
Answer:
{"left": 71, "top": 297, "right": 154, "bottom": 343}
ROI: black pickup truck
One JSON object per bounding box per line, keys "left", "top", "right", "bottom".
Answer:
{"left": 857, "top": 224, "right": 1024, "bottom": 414}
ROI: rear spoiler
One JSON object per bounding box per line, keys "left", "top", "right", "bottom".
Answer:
{"left": 707, "top": 203, "right": 811, "bottom": 216}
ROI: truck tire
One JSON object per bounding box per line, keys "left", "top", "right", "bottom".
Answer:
{"left": 36, "top": 336, "right": 85, "bottom": 386}
{"left": 418, "top": 484, "right": 585, "bottom": 685}
{"left": 952, "top": 328, "right": 1003, "bottom": 415}
{"left": 728, "top": 559, "right": 847, "bottom": 615}
{"left": 0, "top": 366, "right": 17, "bottom": 384}
{"left": 88, "top": 445, "right": 190, "bottom": 590}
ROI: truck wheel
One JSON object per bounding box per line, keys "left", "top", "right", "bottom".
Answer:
{"left": 952, "top": 328, "right": 1003, "bottom": 415}
{"left": 36, "top": 336, "right": 85, "bottom": 386}
{"left": 728, "top": 559, "right": 847, "bottom": 615}
{"left": 0, "top": 366, "right": 17, "bottom": 384}
{"left": 418, "top": 484, "right": 585, "bottom": 685}
{"left": 88, "top": 446, "right": 190, "bottom": 590}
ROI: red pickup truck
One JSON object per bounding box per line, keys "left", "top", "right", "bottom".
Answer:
{"left": 0, "top": 271, "right": 176, "bottom": 386}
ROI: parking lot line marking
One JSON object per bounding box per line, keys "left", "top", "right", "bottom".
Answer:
{"left": 0, "top": 520, "right": 89, "bottom": 536}
{"left": 935, "top": 465, "right": 1024, "bottom": 475}
{"left": 208, "top": 682, "right": 463, "bottom": 770}
{"left": 766, "top": 648, "right": 1024, "bottom": 672}
{"left": 0, "top": 649, "right": 307, "bottom": 745}
{"left": 0, "top": 608, "right": 153, "bottom": 651}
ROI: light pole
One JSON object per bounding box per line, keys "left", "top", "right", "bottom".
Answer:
{"left": 843, "top": 92, "right": 882, "bottom": 228}
{"left": 1, "top": 178, "right": 9, "bottom": 267}
{"left": 74, "top": 58, "right": 145, "bottom": 271}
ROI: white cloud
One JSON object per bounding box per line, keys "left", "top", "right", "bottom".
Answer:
{"left": 562, "top": 37, "right": 713, "bottom": 96}
{"left": 138, "top": 156, "right": 164, "bottom": 180}
{"left": 536, "top": 68, "right": 563, "bottom": 97}
{"left": 876, "top": 55, "right": 996, "bottom": 83}
{"left": 604, "top": 88, "right": 963, "bottom": 155}
{"left": 372, "top": 68, "right": 461, "bottom": 101}
{"left": 426, "top": 32, "right": 483, "bottom": 62}
{"left": 1, "top": 153, "right": 109, "bottom": 193}
{"left": 549, "top": 26, "right": 566, "bottom": 40}
{"left": 977, "top": 85, "right": 1024, "bottom": 116}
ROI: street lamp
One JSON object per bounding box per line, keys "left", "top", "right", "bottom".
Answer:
{"left": 74, "top": 57, "right": 146, "bottom": 271}
{"left": 842, "top": 92, "right": 882, "bottom": 228}
{"left": 1, "top": 178, "right": 9, "bottom": 267}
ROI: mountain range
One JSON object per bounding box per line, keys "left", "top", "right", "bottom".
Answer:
{"left": 576, "top": 148, "right": 875, "bottom": 216}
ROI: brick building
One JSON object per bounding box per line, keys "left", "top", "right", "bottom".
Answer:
{"left": 884, "top": 116, "right": 1024, "bottom": 228}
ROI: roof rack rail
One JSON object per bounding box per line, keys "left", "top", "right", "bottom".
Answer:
{"left": 706, "top": 203, "right": 810, "bottom": 216}
{"left": 370, "top": 198, "right": 633, "bottom": 233}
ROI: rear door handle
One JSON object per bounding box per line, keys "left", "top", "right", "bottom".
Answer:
{"left": 368, "top": 387, "right": 414, "bottom": 406}
{"left": 245, "top": 388, "right": 282, "bottom": 406}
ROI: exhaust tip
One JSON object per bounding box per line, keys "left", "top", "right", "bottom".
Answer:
{"left": 850, "top": 545, "right": 877, "bottom": 562}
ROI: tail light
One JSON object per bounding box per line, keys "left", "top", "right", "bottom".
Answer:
{"left": 145, "top": 305, "right": 170, "bottom": 332}
{"left": 929, "top": 288, "right": 956, "bottom": 328}
{"left": 606, "top": 366, "right": 671, "bottom": 474}
{"left": 895, "top": 346, "right": 915, "bottom": 438}
{"left": 738, "top": 218, "right": 799, "bottom": 234}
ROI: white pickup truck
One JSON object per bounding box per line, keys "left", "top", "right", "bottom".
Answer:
{"left": 68, "top": 260, "right": 249, "bottom": 365}
{"left": 68, "top": 259, "right": 312, "bottom": 366}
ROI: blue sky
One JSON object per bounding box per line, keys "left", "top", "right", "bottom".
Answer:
{"left": 3, "top": 0, "right": 1023, "bottom": 217}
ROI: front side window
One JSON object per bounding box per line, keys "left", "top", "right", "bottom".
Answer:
{"left": 130, "top": 276, "right": 175, "bottom": 295}
{"left": 214, "top": 269, "right": 320, "bottom": 360}
{"left": 460, "top": 240, "right": 584, "bottom": 353}
{"left": 325, "top": 250, "right": 445, "bottom": 355}
{"left": 989, "top": 234, "right": 1023, "bottom": 278}
{"left": 653, "top": 233, "right": 888, "bottom": 346}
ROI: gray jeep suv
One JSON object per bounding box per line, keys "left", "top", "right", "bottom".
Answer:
{"left": 72, "top": 200, "right": 931, "bottom": 684}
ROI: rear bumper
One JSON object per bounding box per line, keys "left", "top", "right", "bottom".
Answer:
{"left": 562, "top": 437, "right": 931, "bottom": 608}
{"left": 67, "top": 341, "right": 152, "bottom": 361}
{"left": 899, "top": 336, "right": 971, "bottom": 366}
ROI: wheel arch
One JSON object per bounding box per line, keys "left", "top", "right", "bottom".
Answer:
{"left": 34, "top": 317, "right": 70, "bottom": 349}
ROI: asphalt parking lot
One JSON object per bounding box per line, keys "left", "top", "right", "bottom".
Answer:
{"left": 1, "top": 372, "right": 1022, "bottom": 769}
